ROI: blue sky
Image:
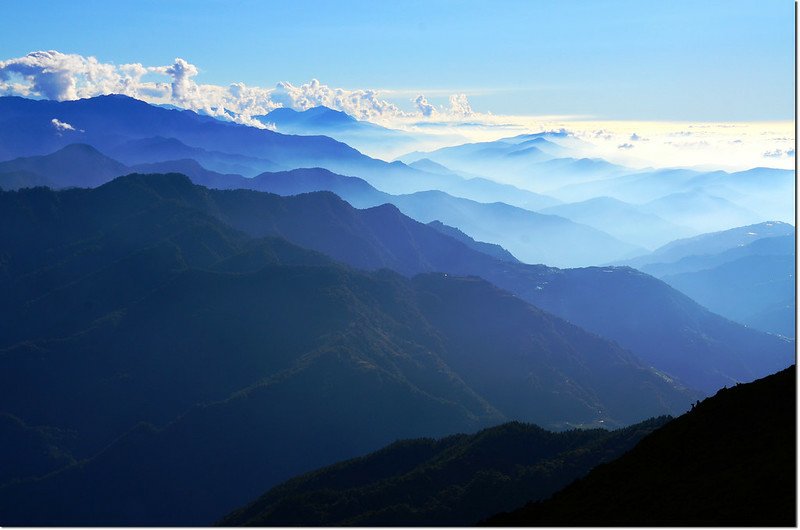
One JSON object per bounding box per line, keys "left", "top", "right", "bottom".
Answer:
{"left": 0, "top": 0, "right": 794, "bottom": 121}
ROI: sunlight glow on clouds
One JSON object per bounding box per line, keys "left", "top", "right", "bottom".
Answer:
{"left": 0, "top": 51, "right": 478, "bottom": 128}
{"left": 0, "top": 50, "right": 793, "bottom": 170}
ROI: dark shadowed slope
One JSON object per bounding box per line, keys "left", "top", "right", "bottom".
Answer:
{"left": 0, "top": 174, "right": 696, "bottom": 525}
{"left": 487, "top": 365, "right": 796, "bottom": 527}
{"left": 219, "top": 417, "right": 670, "bottom": 527}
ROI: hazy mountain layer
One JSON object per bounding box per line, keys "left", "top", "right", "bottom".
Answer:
{"left": 1, "top": 157, "right": 790, "bottom": 392}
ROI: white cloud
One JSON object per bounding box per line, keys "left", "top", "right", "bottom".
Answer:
{"left": 448, "top": 93, "right": 473, "bottom": 117}
{"left": 617, "top": 142, "right": 634, "bottom": 150}
{"left": 155, "top": 58, "right": 199, "bottom": 104}
{"left": 414, "top": 94, "right": 436, "bottom": 117}
{"left": 51, "top": 118, "right": 78, "bottom": 131}
{"left": 0, "top": 51, "right": 793, "bottom": 172}
{"left": 271, "top": 78, "right": 405, "bottom": 121}
{"left": 0, "top": 51, "right": 487, "bottom": 129}
{"left": 0, "top": 50, "right": 92, "bottom": 100}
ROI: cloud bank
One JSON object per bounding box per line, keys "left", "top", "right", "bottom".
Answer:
{"left": 0, "top": 50, "right": 477, "bottom": 128}
{"left": 0, "top": 51, "right": 792, "bottom": 171}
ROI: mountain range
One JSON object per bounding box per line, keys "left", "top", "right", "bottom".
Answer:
{"left": 254, "top": 106, "right": 429, "bottom": 160}
{"left": 0, "top": 142, "right": 643, "bottom": 267}
{"left": 0, "top": 173, "right": 700, "bottom": 525}
{"left": 618, "top": 223, "right": 795, "bottom": 337}
{"left": 0, "top": 149, "right": 791, "bottom": 391}
{"left": 0, "top": 91, "right": 794, "bottom": 527}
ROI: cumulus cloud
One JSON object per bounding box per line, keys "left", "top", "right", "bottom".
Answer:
{"left": 0, "top": 50, "right": 93, "bottom": 100}
{"left": 414, "top": 94, "right": 436, "bottom": 117}
{"left": 617, "top": 143, "right": 634, "bottom": 150}
{"left": 51, "top": 118, "right": 78, "bottom": 132}
{"left": 271, "top": 78, "right": 404, "bottom": 121}
{"left": 0, "top": 50, "right": 168, "bottom": 102}
{"left": 448, "top": 93, "right": 474, "bottom": 116}
{"left": 162, "top": 58, "right": 199, "bottom": 104}
{"left": 0, "top": 50, "right": 485, "bottom": 129}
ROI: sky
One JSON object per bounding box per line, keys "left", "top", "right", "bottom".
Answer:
{"left": 0, "top": 0, "right": 795, "bottom": 168}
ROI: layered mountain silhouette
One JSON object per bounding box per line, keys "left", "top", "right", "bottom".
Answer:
{"left": 254, "top": 106, "right": 422, "bottom": 159}
{"left": 219, "top": 417, "right": 671, "bottom": 526}
{"left": 0, "top": 143, "right": 642, "bottom": 267}
{"left": 400, "top": 135, "right": 792, "bottom": 233}
{"left": 426, "top": 220, "right": 519, "bottom": 263}
{"left": 0, "top": 91, "right": 794, "bottom": 528}
{"left": 0, "top": 174, "right": 698, "bottom": 525}
{"left": 617, "top": 223, "right": 795, "bottom": 336}
{"left": 643, "top": 190, "right": 763, "bottom": 234}
{"left": 406, "top": 157, "right": 562, "bottom": 211}
{"left": 540, "top": 196, "right": 694, "bottom": 249}
{"left": 0, "top": 143, "right": 127, "bottom": 188}
{"left": 0, "top": 95, "right": 560, "bottom": 202}
{"left": 487, "top": 365, "right": 796, "bottom": 526}
{"left": 621, "top": 221, "right": 795, "bottom": 269}
{"left": 164, "top": 167, "right": 791, "bottom": 392}
{"left": 554, "top": 166, "right": 793, "bottom": 226}
{"left": 662, "top": 252, "right": 794, "bottom": 337}
{"left": 398, "top": 133, "right": 622, "bottom": 192}
{"left": 1, "top": 161, "right": 791, "bottom": 392}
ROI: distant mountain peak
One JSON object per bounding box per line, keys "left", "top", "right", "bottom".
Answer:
{"left": 53, "top": 142, "right": 105, "bottom": 155}
{"left": 263, "top": 105, "right": 357, "bottom": 126}
{"left": 303, "top": 105, "right": 355, "bottom": 120}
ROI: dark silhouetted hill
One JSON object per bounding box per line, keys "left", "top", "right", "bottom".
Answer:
{"left": 219, "top": 417, "right": 670, "bottom": 526}
{"left": 486, "top": 365, "right": 796, "bottom": 526}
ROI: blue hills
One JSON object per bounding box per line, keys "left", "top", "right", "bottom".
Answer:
{"left": 0, "top": 173, "right": 699, "bottom": 525}
{"left": 0, "top": 142, "right": 639, "bottom": 267}
{"left": 0, "top": 93, "right": 794, "bottom": 527}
